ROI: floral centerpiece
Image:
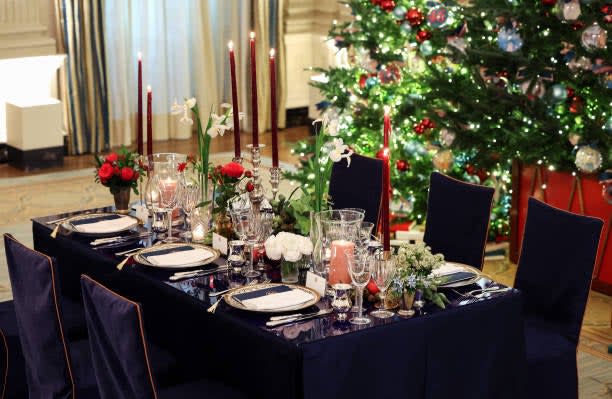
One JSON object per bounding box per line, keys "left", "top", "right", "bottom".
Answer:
{"left": 95, "top": 147, "right": 144, "bottom": 212}
{"left": 392, "top": 242, "right": 449, "bottom": 309}
{"left": 264, "top": 232, "right": 314, "bottom": 282}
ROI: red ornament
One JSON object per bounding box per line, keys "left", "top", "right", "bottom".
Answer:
{"left": 246, "top": 182, "right": 255, "bottom": 192}
{"left": 396, "top": 159, "right": 410, "bottom": 172}
{"left": 421, "top": 118, "right": 435, "bottom": 129}
{"left": 542, "top": 0, "right": 556, "bottom": 5}
{"left": 376, "top": 148, "right": 386, "bottom": 159}
{"left": 416, "top": 29, "right": 432, "bottom": 43}
{"left": 570, "top": 21, "right": 585, "bottom": 30}
{"left": 359, "top": 74, "right": 368, "bottom": 89}
{"left": 366, "top": 278, "right": 380, "bottom": 295}
{"left": 601, "top": 4, "right": 612, "bottom": 15}
{"left": 566, "top": 87, "right": 575, "bottom": 99}
{"left": 244, "top": 170, "right": 253, "bottom": 178}
{"left": 406, "top": 8, "right": 424, "bottom": 26}
{"left": 413, "top": 123, "right": 425, "bottom": 135}
{"left": 379, "top": 0, "right": 395, "bottom": 12}
{"left": 569, "top": 96, "right": 584, "bottom": 114}
{"left": 476, "top": 169, "right": 489, "bottom": 183}
{"left": 465, "top": 164, "right": 476, "bottom": 175}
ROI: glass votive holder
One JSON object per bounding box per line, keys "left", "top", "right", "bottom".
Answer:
{"left": 191, "top": 222, "right": 207, "bottom": 243}
{"left": 331, "top": 283, "right": 352, "bottom": 322}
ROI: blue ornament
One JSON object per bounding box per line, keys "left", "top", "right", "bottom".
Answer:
{"left": 393, "top": 5, "right": 407, "bottom": 19}
{"left": 427, "top": 7, "right": 449, "bottom": 28}
{"left": 365, "top": 77, "right": 379, "bottom": 89}
{"left": 420, "top": 40, "right": 434, "bottom": 56}
{"left": 497, "top": 27, "right": 523, "bottom": 52}
{"left": 400, "top": 21, "right": 413, "bottom": 34}
{"left": 549, "top": 84, "right": 567, "bottom": 103}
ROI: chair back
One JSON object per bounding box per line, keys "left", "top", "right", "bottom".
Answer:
{"left": 3, "top": 234, "right": 75, "bottom": 399}
{"left": 328, "top": 153, "right": 383, "bottom": 229}
{"left": 514, "top": 198, "right": 603, "bottom": 342}
{"left": 423, "top": 172, "right": 495, "bottom": 270}
{"left": 80, "top": 275, "right": 158, "bottom": 399}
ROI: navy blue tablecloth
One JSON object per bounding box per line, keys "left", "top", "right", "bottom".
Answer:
{"left": 32, "top": 214, "right": 526, "bottom": 399}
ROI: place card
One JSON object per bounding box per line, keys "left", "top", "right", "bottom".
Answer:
{"left": 306, "top": 271, "right": 326, "bottom": 297}
{"left": 133, "top": 204, "right": 149, "bottom": 223}
{"left": 212, "top": 232, "right": 228, "bottom": 256}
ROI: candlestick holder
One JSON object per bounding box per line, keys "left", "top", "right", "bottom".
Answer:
{"left": 246, "top": 144, "right": 265, "bottom": 209}
{"left": 269, "top": 166, "right": 282, "bottom": 200}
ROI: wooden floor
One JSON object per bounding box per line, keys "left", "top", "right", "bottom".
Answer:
{"left": 0, "top": 126, "right": 310, "bottom": 178}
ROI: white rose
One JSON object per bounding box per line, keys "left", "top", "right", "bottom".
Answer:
{"left": 284, "top": 249, "right": 302, "bottom": 263}
{"left": 299, "top": 237, "right": 313, "bottom": 255}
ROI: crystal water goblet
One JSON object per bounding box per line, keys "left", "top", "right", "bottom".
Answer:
{"left": 344, "top": 249, "right": 371, "bottom": 325}
{"left": 179, "top": 178, "right": 200, "bottom": 239}
{"left": 229, "top": 207, "right": 261, "bottom": 278}
{"left": 255, "top": 210, "right": 274, "bottom": 272}
{"left": 156, "top": 164, "right": 181, "bottom": 243}
{"left": 369, "top": 254, "right": 396, "bottom": 319}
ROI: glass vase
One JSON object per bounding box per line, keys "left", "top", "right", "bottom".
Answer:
{"left": 280, "top": 257, "right": 300, "bottom": 284}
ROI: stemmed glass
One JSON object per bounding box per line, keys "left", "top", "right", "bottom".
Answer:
{"left": 144, "top": 173, "right": 167, "bottom": 237}
{"left": 229, "top": 207, "right": 262, "bottom": 278}
{"left": 156, "top": 162, "right": 181, "bottom": 243}
{"left": 369, "top": 254, "right": 396, "bottom": 319}
{"left": 344, "top": 249, "right": 372, "bottom": 325}
{"left": 357, "top": 222, "right": 374, "bottom": 254}
{"left": 255, "top": 210, "right": 274, "bottom": 273}
{"left": 179, "top": 176, "right": 201, "bottom": 239}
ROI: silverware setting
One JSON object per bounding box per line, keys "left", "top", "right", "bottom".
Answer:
{"left": 91, "top": 232, "right": 151, "bottom": 247}
{"left": 265, "top": 308, "right": 332, "bottom": 328}
{"left": 207, "top": 278, "right": 270, "bottom": 296}
{"left": 168, "top": 266, "right": 232, "bottom": 282}
{"left": 115, "top": 247, "right": 146, "bottom": 256}
{"left": 206, "top": 279, "right": 271, "bottom": 313}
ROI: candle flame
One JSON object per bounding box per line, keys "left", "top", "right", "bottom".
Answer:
{"left": 383, "top": 105, "right": 391, "bottom": 115}
{"left": 269, "top": 48, "right": 275, "bottom": 58}
{"left": 250, "top": 31, "right": 256, "bottom": 39}
{"left": 137, "top": 51, "right": 142, "bottom": 61}
{"left": 147, "top": 85, "right": 152, "bottom": 92}
{"left": 228, "top": 40, "right": 234, "bottom": 50}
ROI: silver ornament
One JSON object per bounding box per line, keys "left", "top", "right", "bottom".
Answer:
{"left": 498, "top": 27, "right": 523, "bottom": 52}
{"left": 549, "top": 84, "right": 567, "bottom": 103}
{"left": 439, "top": 128, "right": 456, "bottom": 147}
{"left": 420, "top": 40, "right": 434, "bottom": 56}
{"left": 393, "top": 5, "right": 408, "bottom": 19}
{"left": 568, "top": 133, "right": 581, "bottom": 146}
{"left": 562, "top": 0, "right": 581, "bottom": 21}
{"left": 401, "top": 21, "right": 413, "bottom": 34}
{"left": 575, "top": 146, "right": 603, "bottom": 173}
{"left": 581, "top": 23, "right": 608, "bottom": 51}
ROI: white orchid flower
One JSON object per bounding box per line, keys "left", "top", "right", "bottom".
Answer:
{"left": 224, "top": 109, "right": 246, "bottom": 131}
{"left": 185, "top": 97, "right": 197, "bottom": 109}
{"left": 328, "top": 138, "right": 353, "bottom": 167}
{"left": 170, "top": 98, "right": 194, "bottom": 125}
{"left": 170, "top": 99, "right": 183, "bottom": 115}
{"left": 312, "top": 110, "right": 340, "bottom": 136}
{"left": 326, "top": 118, "right": 340, "bottom": 136}
{"left": 206, "top": 113, "right": 229, "bottom": 138}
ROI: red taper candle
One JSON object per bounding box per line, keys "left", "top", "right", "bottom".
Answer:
{"left": 249, "top": 31, "right": 259, "bottom": 146}
{"left": 383, "top": 108, "right": 391, "bottom": 148}
{"left": 228, "top": 41, "right": 241, "bottom": 159}
{"left": 137, "top": 52, "right": 143, "bottom": 155}
{"left": 146, "top": 85, "right": 152, "bottom": 155}
{"left": 269, "top": 48, "right": 278, "bottom": 167}
{"left": 382, "top": 106, "right": 391, "bottom": 252}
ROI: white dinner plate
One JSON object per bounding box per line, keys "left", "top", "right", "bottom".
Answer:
{"left": 134, "top": 243, "right": 220, "bottom": 269}
{"left": 224, "top": 283, "right": 320, "bottom": 313}
{"left": 61, "top": 213, "right": 139, "bottom": 236}
{"left": 436, "top": 262, "right": 482, "bottom": 288}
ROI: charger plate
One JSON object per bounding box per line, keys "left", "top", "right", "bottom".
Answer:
{"left": 436, "top": 262, "right": 482, "bottom": 288}
{"left": 225, "top": 283, "right": 320, "bottom": 313}
{"left": 134, "top": 243, "right": 220, "bottom": 269}
{"left": 61, "top": 213, "right": 139, "bottom": 236}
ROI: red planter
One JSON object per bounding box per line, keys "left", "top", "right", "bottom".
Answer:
{"left": 510, "top": 162, "right": 612, "bottom": 294}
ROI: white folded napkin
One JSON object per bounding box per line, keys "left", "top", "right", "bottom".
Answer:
{"left": 146, "top": 248, "right": 214, "bottom": 266}
{"left": 73, "top": 217, "right": 136, "bottom": 234}
{"left": 240, "top": 289, "right": 314, "bottom": 311}
{"left": 431, "top": 263, "right": 466, "bottom": 277}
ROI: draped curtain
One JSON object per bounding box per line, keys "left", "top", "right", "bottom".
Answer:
{"left": 55, "top": 0, "right": 109, "bottom": 155}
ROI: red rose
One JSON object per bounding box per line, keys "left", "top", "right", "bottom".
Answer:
{"left": 113, "top": 166, "right": 120, "bottom": 176}
{"left": 246, "top": 182, "right": 255, "bottom": 192}
{"left": 221, "top": 162, "right": 245, "bottom": 178}
{"left": 177, "top": 162, "right": 187, "bottom": 172}
{"left": 98, "top": 163, "right": 114, "bottom": 180}
{"left": 120, "top": 167, "right": 134, "bottom": 181}
{"left": 244, "top": 170, "right": 253, "bottom": 178}
{"left": 105, "top": 152, "right": 118, "bottom": 163}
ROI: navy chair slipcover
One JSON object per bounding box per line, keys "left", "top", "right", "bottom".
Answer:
{"left": 329, "top": 153, "right": 384, "bottom": 230}
{"left": 3, "top": 234, "right": 98, "bottom": 399}
{"left": 423, "top": 172, "right": 495, "bottom": 270}
{"left": 80, "top": 275, "right": 246, "bottom": 399}
{"left": 0, "top": 301, "right": 28, "bottom": 398}
{"left": 514, "top": 198, "right": 603, "bottom": 399}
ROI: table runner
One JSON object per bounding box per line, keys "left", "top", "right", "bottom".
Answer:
{"left": 32, "top": 210, "right": 526, "bottom": 399}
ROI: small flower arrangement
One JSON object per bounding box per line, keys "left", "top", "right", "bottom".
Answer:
{"left": 392, "top": 242, "right": 449, "bottom": 308}
{"left": 264, "top": 232, "right": 314, "bottom": 262}
{"left": 94, "top": 147, "right": 143, "bottom": 195}
{"left": 209, "top": 161, "right": 252, "bottom": 215}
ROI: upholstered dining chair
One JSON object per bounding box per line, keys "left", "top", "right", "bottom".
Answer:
{"left": 514, "top": 198, "right": 603, "bottom": 399}
{"left": 3, "top": 233, "right": 99, "bottom": 398}
{"left": 423, "top": 172, "right": 495, "bottom": 270}
{"left": 328, "top": 153, "right": 384, "bottom": 230}
{"left": 80, "top": 275, "right": 246, "bottom": 399}
{"left": 0, "top": 301, "right": 28, "bottom": 399}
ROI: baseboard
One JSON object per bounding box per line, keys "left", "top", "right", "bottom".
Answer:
{"left": 7, "top": 145, "right": 64, "bottom": 171}
{"left": 286, "top": 107, "right": 310, "bottom": 128}
{"left": 592, "top": 280, "right": 612, "bottom": 296}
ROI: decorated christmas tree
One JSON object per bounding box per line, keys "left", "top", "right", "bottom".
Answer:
{"left": 424, "top": 0, "right": 611, "bottom": 177}
{"left": 286, "top": 0, "right": 513, "bottom": 239}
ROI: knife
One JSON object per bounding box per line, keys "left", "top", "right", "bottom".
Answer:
{"left": 168, "top": 266, "right": 230, "bottom": 281}
{"left": 265, "top": 308, "right": 332, "bottom": 328}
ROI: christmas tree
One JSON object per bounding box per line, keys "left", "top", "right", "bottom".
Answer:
{"left": 424, "top": 0, "right": 611, "bottom": 176}
{"left": 286, "top": 0, "right": 513, "bottom": 239}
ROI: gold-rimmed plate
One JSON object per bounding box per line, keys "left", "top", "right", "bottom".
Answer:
{"left": 225, "top": 283, "right": 320, "bottom": 313}
{"left": 61, "top": 213, "right": 139, "bottom": 236}
{"left": 134, "top": 243, "right": 220, "bottom": 269}
{"left": 436, "top": 262, "right": 482, "bottom": 288}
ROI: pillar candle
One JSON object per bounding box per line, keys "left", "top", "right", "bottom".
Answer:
{"left": 329, "top": 240, "right": 355, "bottom": 285}
{"left": 146, "top": 85, "right": 152, "bottom": 155}
{"left": 137, "top": 52, "right": 143, "bottom": 155}
{"left": 228, "top": 41, "right": 241, "bottom": 159}
{"left": 269, "top": 48, "right": 279, "bottom": 167}
{"left": 249, "top": 31, "right": 259, "bottom": 146}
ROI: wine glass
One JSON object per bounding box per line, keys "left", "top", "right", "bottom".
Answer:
{"left": 255, "top": 210, "right": 274, "bottom": 273}
{"left": 357, "top": 222, "right": 374, "bottom": 254}
{"left": 156, "top": 162, "right": 181, "bottom": 243}
{"left": 179, "top": 177, "right": 201, "bottom": 239}
{"left": 229, "top": 207, "right": 261, "bottom": 278}
{"left": 344, "top": 249, "right": 371, "bottom": 325}
{"left": 369, "top": 255, "right": 396, "bottom": 319}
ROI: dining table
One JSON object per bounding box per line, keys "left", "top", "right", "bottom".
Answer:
{"left": 32, "top": 207, "right": 527, "bottom": 399}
